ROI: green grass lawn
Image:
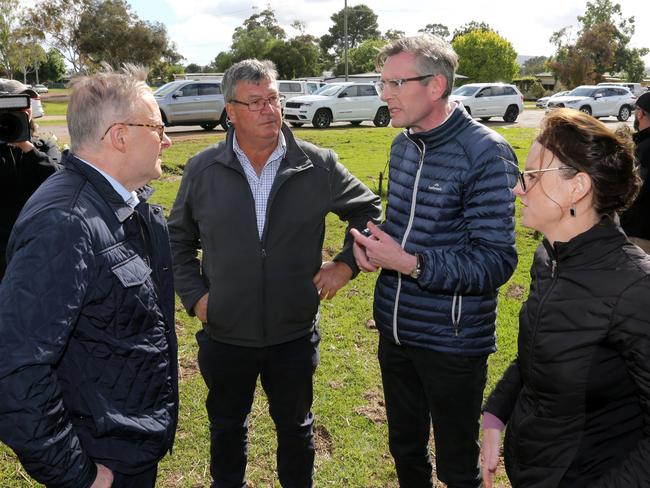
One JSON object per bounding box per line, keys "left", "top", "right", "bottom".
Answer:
{"left": 0, "top": 126, "right": 537, "bottom": 488}
{"left": 41, "top": 100, "right": 68, "bottom": 116}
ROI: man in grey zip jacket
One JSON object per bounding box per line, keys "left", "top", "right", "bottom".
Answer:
{"left": 168, "top": 59, "right": 381, "bottom": 488}
{"left": 351, "top": 36, "right": 517, "bottom": 488}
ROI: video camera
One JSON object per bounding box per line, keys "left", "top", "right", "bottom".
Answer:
{"left": 0, "top": 93, "right": 31, "bottom": 144}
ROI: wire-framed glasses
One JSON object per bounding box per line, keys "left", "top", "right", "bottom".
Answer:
{"left": 101, "top": 122, "right": 166, "bottom": 141}
{"left": 375, "top": 75, "right": 436, "bottom": 94}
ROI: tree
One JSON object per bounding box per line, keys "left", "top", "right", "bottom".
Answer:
{"left": 383, "top": 29, "right": 404, "bottom": 41}
{"left": 320, "top": 4, "right": 380, "bottom": 57}
{"left": 451, "top": 21, "right": 493, "bottom": 42}
{"left": 418, "top": 23, "right": 450, "bottom": 39}
{"left": 39, "top": 48, "right": 67, "bottom": 82}
{"left": 76, "top": 0, "right": 182, "bottom": 71}
{"left": 335, "top": 38, "right": 386, "bottom": 75}
{"left": 0, "top": 0, "right": 19, "bottom": 77}
{"left": 549, "top": 0, "right": 648, "bottom": 85}
{"left": 521, "top": 56, "right": 548, "bottom": 75}
{"left": 452, "top": 29, "right": 519, "bottom": 84}
{"left": 10, "top": 34, "right": 47, "bottom": 83}
{"left": 22, "top": 0, "right": 91, "bottom": 73}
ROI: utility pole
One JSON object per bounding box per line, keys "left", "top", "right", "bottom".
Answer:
{"left": 344, "top": 0, "right": 348, "bottom": 81}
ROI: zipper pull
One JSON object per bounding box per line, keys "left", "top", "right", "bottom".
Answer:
{"left": 551, "top": 259, "right": 557, "bottom": 278}
{"left": 261, "top": 248, "right": 267, "bottom": 259}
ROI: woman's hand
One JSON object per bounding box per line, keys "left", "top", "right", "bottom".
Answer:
{"left": 481, "top": 428, "right": 502, "bottom": 488}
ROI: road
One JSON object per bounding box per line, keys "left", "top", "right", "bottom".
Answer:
{"left": 39, "top": 108, "right": 636, "bottom": 145}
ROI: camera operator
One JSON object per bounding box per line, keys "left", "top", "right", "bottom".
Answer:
{"left": 0, "top": 79, "right": 61, "bottom": 280}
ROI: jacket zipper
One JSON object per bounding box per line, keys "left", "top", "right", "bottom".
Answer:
{"left": 391, "top": 134, "right": 426, "bottom": 345}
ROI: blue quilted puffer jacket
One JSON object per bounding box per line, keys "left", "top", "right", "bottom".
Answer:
{"left": 374, "top": 105, "right": 518, "bottom": 355}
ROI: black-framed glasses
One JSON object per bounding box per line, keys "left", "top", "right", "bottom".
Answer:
{"left": 517, "top": 166, "right": 576, "bottom": 192}
{"left": 375, "top": 75, "right": 436, "bottom": 94}
{"left": 101, "top": 122, "right": 166, "bottom": 141}
{"left": 229, "top": 95, "right": 281, "bottom": 112}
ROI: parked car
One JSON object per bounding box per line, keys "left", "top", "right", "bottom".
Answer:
{"left": 450, "top": 83, "right": 524, "bottom": 122}
{"left": 597, "top": 82, "right": 645, "bottom": 97}
{"left": 277, "top": 80, "right": 327, "bottom": 107}
{"left": 154, "top": 79, "right": 227, "bottom": 131}
{"left": 546, "top": 85, "right": 636, "bottom": 121}
{"left": 535, "top": 90, "right": 570, "bottom": 109}
{"left": 283, "top": 82, "right": 389, "bottom": 129}
{"left": 32, "top": 84, "right": 49, "bottom": 94}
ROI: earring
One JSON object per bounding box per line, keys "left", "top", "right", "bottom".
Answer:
{"left": 570, "top": 204, "right": 576, "bottom": 217}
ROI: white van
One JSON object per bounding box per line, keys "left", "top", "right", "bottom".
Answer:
{"left": 277, "top": 80, "right": 327, "bottom": 106}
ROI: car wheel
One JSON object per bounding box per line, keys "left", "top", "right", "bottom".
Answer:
{"left": 480, "top": 117, "right": 491, "bottom": 122}
{"left": 373, "top": 107, "right": 390, "bottom": 127}
{"left": 617, "top": 105, "right": 631, "bottom": 121}
{"left": 200, "top": 122, "right": 218, "bottom": 131}
{"left": 503, "top": 105, "right": 519, "bottom": 123}
{"left": 290, "top": 122, "right": 304, "bottom": 128}
{"left": 579, "top": 106, "right": 592, "bottom": 116}
{"left": 350, "top": 121, "right": 362, "bottom": 126}
{"left": 219, "top": 111, "right": 230, "bottom": 131}
{"left": 312, "top": 109, "right": 332, "bottom": 129}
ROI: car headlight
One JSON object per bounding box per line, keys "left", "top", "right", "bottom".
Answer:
{"left": 300, "top": 103, "right": 312, "bottom": 107}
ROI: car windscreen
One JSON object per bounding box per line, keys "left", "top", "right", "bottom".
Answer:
{"left": 453, "top": 85, "right": 480, "bottom": 96}
{"left": 568, "top": 87, "right": 596, "bottom": 97}
{"left": 317, "top": 85, "right": 345, "bottom": 96}
{"left": 154, "top": 82, "right": 181, "bottom": 97}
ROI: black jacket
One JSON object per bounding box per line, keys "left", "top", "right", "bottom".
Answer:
{"left": 0, "top": 138, "right": 61, "bottom": 279}
{"left": 484, "top": 217, "right": 650, "bottom": 487}
{"left": 620, "top": 127, "right": 650, "bottom": 239}
{"left": 169, "top": 124, "right": 381, "bottom": 347}
{"left": 0, "top": 152, "right": 178, "bottom": 487}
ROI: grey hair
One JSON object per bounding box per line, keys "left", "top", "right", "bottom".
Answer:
{"left": 222, "top": 59, "right": 278, "bottom": 103}
{"left": 67, "top": 64, "right": 151, "bottom": 152}
{"left": 377, "top": 34, "right": 458, "bottom": 98}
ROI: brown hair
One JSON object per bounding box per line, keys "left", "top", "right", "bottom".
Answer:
{"left": 537, "top": 108, "right": 640, "bottom": 215}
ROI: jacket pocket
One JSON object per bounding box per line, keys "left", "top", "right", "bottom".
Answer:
{"left": 111, "top": 254, "right": 151, "bottom": 287}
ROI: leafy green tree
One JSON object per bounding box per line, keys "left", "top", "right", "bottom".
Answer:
{"left": 335, "top": 38, "right": 386, "bottom": 75}
{"left": 38, "top": 48, "right": 67, "bottom": 82}
{"left": 22, "top": 0, "right": 91, "bottom": 73}
{"left": 451, "top": 21, "right": 493, "bottom": 42}
{"left": 0, "top": 0, "right": 19, "bottom": 77}
{"left": 383, "top": 29, "right": 404, "bottom": 41}
{"left": 418, "top": 23, "right": 449, "bottom": 39}
{"left": 452, "top": 29, "right": 519, "bottom": 84}
{"left": 521, "top": 56, "right": 548, "bottom": 75}
{"left": 10, "top": 35, "right": 47, "bottom": 83}
{"left": 76, "top": 0, "right": 181, "bottom": 71}
{"left": 320, "top": 4, "right": 380, "bottom": 57}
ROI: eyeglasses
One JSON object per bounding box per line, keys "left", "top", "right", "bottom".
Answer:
{"left": 101, "top": 122, "right": 166, "bottom": 141}
{"left": 229, "top": 95, "right": 281, "bottom": 112}
{"left": 375, "top": 75, "right": 436, "bottom": 94}
{"left": 517, "top": 166, "right": 576, "bottom": 192}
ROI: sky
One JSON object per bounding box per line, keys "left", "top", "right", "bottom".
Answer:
{"left": 21, "top": 0, "right": 650, "bottom": 68}
{"left": 126, "top": 0, "right": 649, "bottom": 67}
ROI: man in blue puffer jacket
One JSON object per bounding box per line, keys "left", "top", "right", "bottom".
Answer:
{"left": 0, "top": 67, "right": 178, "bottom": 488}
{"left": 352, "top": 35, "right": 518, "bottom": 488}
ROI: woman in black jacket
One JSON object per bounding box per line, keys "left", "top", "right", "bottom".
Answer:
{"left": 481, "top": 109, "right": 650, "bottom": 488}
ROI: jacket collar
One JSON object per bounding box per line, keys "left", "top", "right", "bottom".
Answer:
{"left": 213, "top": 123, "right": 311, "bottom": 174}
{"left": 542, "top": 215, "right": 627, "bottom": 264}
{"left": 403, "top": 102, "right": 474, "bottom": 149}
{"left": 62, "top": 151, "right": 150, "bottom": 223}
{"left": 634, "top": 126, "right": 650, "bottom": 144}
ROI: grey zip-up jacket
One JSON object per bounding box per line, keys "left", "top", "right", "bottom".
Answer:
{"left": 168, "top": 124, "right": 381, "bottom": 347}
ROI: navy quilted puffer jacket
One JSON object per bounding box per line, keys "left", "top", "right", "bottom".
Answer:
{"left": 0, "top": 153, "right": 178, "bottom": 487}
{"left": 375, "top": 105, "right": 518, "bottom": 355}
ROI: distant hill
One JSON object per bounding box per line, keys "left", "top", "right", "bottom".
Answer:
{"left": 517, "top": 55, "right": 537, "bottom": 66}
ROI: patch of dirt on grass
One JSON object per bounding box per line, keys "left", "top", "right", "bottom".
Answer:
{"left": 505, "top": 283, "right": 526, "bottom": 300}
{"left": 355, "top": 389, "right": 386, "bottom": 424}
{"left": 314, "top": 424, "right": 333, "bottom": 458}
{"left": 179, "top": 355, "right": 199, "bottom": 380}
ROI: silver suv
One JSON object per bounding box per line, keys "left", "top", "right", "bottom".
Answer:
{"left": 546, "top": 85, "right": 636, "bottom": 121}
{"left": 154, "top": 80, "right": 227, "bottom": 131}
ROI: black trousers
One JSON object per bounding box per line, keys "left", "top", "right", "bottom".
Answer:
{"left": 197, "top": 329, "right": 320, "bottom": 488}
{"left": 111, "top": 465, "right": 158, "bottom": 488}
{"left": 378, "top": 335, "right": 487, "bottom": 488}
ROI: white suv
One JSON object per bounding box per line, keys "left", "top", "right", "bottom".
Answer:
{"left": 546, "top": 85, "right": 636, "bottom": 121}
{"left": 277, "top": 80, "right": 326, "bottom": 107}
{"left": 597, "top": 82, "right": 645, "bottom": 97}
{"left": 450, "top": 83, "right": 524, "bottom": 122}
{"left": 283, "top": 82, "right": 389, "bottom": 129}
